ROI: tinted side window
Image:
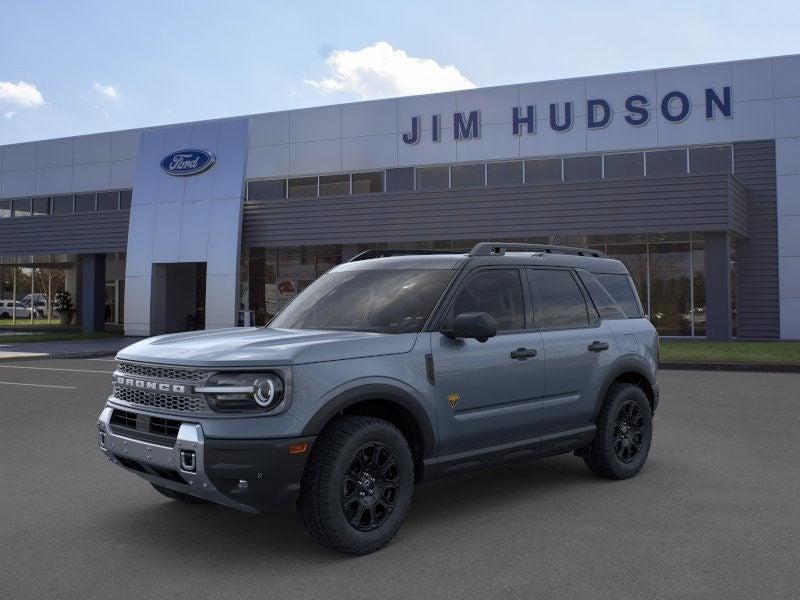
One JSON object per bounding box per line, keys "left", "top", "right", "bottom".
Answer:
{"left": 450, "top": 269, "right": 525, "bottom": 332}
{"left": 594, "top": 273, "right": 643, "bottom": 318}
{"left": 577, "top": 270, "right": 625, "bottom": 320}
{"left": 530, "top": 269, "right": 590, "bottom": 329}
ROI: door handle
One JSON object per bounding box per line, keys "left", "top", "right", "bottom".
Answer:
{"left": 588, "top": 341, "right": 610, "bottom": 353}
{"left": 510, "top": 347, "right": 538, "bottom": 360}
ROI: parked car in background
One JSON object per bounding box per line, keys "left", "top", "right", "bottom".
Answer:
{"left": 0, "top": 300, "right": 32, "bottom": 319}
{"left": 20, "top": 296, "right": 48, "bottom": 318}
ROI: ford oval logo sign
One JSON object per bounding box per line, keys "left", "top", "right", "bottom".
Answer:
{"left": 160, "top": 149, "right": 215, "bottom": 176}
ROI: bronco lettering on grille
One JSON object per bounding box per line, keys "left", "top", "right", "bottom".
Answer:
{"left": 115, "top": 376, "right": 187, "bottom": 394}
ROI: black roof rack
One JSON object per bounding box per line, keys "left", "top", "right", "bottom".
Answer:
{"left": 468, "top": 242, "right": 607, "bottom": 258}
{"left": 348, "top": 248, "right": 460, "bottom": 262}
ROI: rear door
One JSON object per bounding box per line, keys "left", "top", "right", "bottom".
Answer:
{"left": 432, "top": 267, "right": 545, "bottom": 455}
{"left": 527, "top": 268, "right": 620, "bottom": 434}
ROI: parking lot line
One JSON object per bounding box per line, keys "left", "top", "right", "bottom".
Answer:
{"left": 0, "top": 365, "right": 114, "bottom": 374}
{"left": 0, "top": 380, "right": 77, "bottom": 389}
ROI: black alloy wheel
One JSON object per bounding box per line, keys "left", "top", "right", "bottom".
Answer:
{"left": 613, "top": 400, "right": 645, "bottom": 463}
{"left": 340, "top": 442, "right": 400, "bottom": 531}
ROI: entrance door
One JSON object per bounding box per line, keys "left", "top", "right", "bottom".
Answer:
{"left": 432, "top": 268, "right": 545, "bottom": 455}
{"left": 151, "top": 262, "right": 207, "bottom": 334}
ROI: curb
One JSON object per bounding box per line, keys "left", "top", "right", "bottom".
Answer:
{"left": 660, "top": 361, "right": 800, "bottom": 373}
{"left": 0, "top": 350, "right": 118, "bottom": 363}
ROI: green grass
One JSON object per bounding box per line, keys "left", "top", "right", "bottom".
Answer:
{"left": 660, "top": 340, "right": 800, "bottom": 364}
{"left": 0, "top": 331, "right": 122, "bottom": 344}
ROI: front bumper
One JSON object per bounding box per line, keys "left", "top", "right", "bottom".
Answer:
{"left": 97, "top": 407, "right": 315, "bottom": 513}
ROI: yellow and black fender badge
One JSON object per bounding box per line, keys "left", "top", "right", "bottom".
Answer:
{"left": 447, "top": 393, "right": 460, "bottom": 408}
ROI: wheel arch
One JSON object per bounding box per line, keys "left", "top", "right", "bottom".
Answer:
{"left": 301, "top": 383, "right": 435, "bottom": 483}
{"left": 594, "top": 357, "right": 657, "bottom": 419}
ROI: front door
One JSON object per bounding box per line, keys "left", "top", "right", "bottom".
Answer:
{"left": 432, "top": 268, "right": 545, "bottom": 455}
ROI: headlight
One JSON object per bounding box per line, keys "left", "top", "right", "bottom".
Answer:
{"left": 196, "top": 372, "right": 285, "bottom": 413}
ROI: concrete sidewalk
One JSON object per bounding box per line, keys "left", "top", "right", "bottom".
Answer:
{"left": 0, "top": 336, "right": 140, "bottom": 361}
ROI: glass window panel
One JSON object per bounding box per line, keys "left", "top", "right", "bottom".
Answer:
{"left": 416, "top": 166, "right": 449, "bottom": 191}
{"left": 98, "top": 192, "right": 119, "bottom": 211}
{"left": 690, "top": 145, "right": 732, "bottom": 174}
{"left": 563, "top": 155, "right": 602, "bottom": 181}
{"left": 606, "top": 244, "right": 648, "bottom": 314}
{"left": 52, "top": 195, "right": 74, "bottom": 214}
{"left": 646, "top": 149, "right": 687, "bottom": 176}
{"left": 524, "top": 158, "right": 562, "bottom": 183}
{"left": 119, "top": 190, "right": 132, "bottom": 210}
{"left": 692, "top": 235, "right": 706, "bottom": 337}
{"left": 451, "top": 269, "right": 525, "bottom": 331}
{"left": 386, "top": 167, "right": 415, "bottom": 192}
{"left": 593, "top": 273, "right": 643, "bottom": 318}
{"left": 287, "top": 177, "right": 317, "bottom": 198}
{"left": 32, "top": 197, "right": 49, "bottom": 216}
{"left": 604, "top": 152, "right": 644, "bottom": 178}
{"left": 0, "top": 200, "right": 11, "bottom": 218}
{"left": 315, "top": 244, "right": 342, "bottom": 276}
{"left": 530, "top": 269, "right": 590, "bottom": 328}
{"left": 451, "top": 163, "right": 485, "bottom": 188}
{"left": 319, "top": 174, "right": 350, "bottom": 196}
{"left": 577, "top": 270, "right": 626, "bottom": 320}
{"left": 74, "top": 194, "right": 96, "bottom": 212}
{"left": 648, "top": 242, "right": 691, "bottom": 335}
{"left": 249, "top": 179, "right": 286, "bottom": 201}
{"left": 352, "top": 172, "right": 384, "bottom": 194}
{"left": 487, "top": 161, "right": 523, "bottom": 186}
{"left": 12, "top": 198, "right": 32, "bottom": 217}
{"left": 277, "top": 246, "right": 316, "bottom": 310}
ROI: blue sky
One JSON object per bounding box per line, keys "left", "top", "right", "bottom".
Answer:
{"left": 1, "top": 0, "right": 799, "bottom": 144}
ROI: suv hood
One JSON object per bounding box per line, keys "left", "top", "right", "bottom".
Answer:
{"left": 117, "top": 327, "right": 418, "bottom": 367}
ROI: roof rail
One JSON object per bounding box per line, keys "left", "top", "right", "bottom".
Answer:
{"left": 468, "top": 242, "right": 607, "bottom": 258}
{"left": 348, "top": 248, "right": 460, "bottom": 262}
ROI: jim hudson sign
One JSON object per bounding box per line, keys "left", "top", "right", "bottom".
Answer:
{"left": 401, "top": 86, "right": 732, "bottom": 145}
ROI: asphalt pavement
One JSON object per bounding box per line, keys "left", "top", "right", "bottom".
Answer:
{"left": 0, "top": 359, "right": 798, "bottom": 600}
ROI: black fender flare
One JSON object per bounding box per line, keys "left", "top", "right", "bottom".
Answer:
{"left": 593, "top": 356, "right": 657, "bottom": 420}
{"left": 301, "top": 383, "right": 436, "bottom": 458}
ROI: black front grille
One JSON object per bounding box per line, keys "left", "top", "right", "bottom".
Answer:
{"left": 110, "top": 409, "right": 184, "bottom": 447}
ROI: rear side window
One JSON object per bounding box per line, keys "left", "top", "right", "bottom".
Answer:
{"left": 450, "top": 269, "right": 525, "bottom": 332}
{"left": 529, "top": 269, "right": 591, "bottom": 329}
{"left": 577, "top": 270, "right": 626, "bottom": 320}
{"left": 594, "top": 273, "right": 643, "bottom": 318}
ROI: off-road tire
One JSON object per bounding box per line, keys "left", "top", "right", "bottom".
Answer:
{"left": 298, "top": 415, "right": 414, "bottom": 555}
{"left": 583, "top": 383, "right": 653, "bottom": 479}
{"left": 151, "top": 483, "right": 208, "bottom": 504}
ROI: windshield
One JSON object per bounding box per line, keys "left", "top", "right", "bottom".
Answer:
{"left": 269, "top": 269, "right": 454, "bottom": 334}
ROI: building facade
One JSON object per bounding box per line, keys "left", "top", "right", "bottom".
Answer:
{"left": 1, "top": 54, "right": 799, "bottom": 340}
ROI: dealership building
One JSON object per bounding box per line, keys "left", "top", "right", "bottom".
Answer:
{"left": 1, "top": 54, "right": 799, "bottom": 340}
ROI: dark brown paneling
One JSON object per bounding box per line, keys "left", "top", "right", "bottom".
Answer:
{"left": 0, "top": 211, "right": 130, "bottom": 256}
{"left": 243, "top": 173, "right": 746, "bottom": 247}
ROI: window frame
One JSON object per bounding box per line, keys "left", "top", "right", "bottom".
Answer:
{"left": 433, "top": 266, "right": 532, "bottom": 335}
{"left": 526, "top": 267, "right": 600, "bottom": 332}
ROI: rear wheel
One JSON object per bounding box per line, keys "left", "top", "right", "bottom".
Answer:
{"left": 583, "top": 383, "right": 652, "bottom": 479}
{"left": 298, "top": 415, "right": 414, "bottom": 555}
{"left": 151, "top": 483, "right": 208, "bottom": 504}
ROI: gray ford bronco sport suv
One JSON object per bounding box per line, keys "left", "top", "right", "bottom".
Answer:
{"left": 98, "top": 242, "right": 659, "bottom": 555}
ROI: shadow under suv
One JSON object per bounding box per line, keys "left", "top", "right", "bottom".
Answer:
{"left": 98, "top": 242, "right": 659, "bottom": 555}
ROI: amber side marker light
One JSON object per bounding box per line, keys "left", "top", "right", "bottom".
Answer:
{"left": 288, "top": 443, "right": 309, "bottom": 455}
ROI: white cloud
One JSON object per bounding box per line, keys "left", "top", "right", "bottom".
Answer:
{"left": 304, "top": 41, "right": 475, "bottom": 100}
{"left": 93, "top": 82, "right": 121, "bottom": 100}
{"left": 0, "top": 81, "right": 44, "bottom": 107}
{"left": 4, "top": 110, "right": 17, "bottom": 119}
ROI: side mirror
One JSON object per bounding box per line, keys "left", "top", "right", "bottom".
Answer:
{"left": 443, "top": 312, "right": 497, "bottom": 343}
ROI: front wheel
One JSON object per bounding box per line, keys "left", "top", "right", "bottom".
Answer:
{"left": 298, "top": 415, "right": 414, "bottom": 555}
{"left": 583, "top": 383, "right": 653, "bottom": 479}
